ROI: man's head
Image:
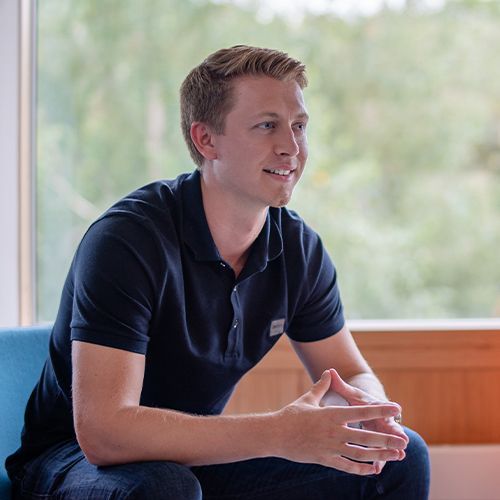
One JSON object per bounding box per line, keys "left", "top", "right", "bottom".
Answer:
{"left": 180, "top": 45, "right": 307, "bottom": 167}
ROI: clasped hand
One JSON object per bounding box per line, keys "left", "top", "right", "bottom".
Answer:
{"left": 276, "top": 369, "right": 408, "bottom": 476}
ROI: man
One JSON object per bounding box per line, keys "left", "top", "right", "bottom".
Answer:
{"left": 7, "top": 45, "right": 430, "bottom": 499}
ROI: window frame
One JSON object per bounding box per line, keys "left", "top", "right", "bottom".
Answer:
{"left": 0, "top": 0, "right": 36, "bottom": 327}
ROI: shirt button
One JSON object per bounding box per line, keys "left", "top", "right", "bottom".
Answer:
{"left": 233, "top": 286, "right": 238, "bottom": 293}
{"left": 233, "top": 320, "right": 239, "bottom": 328}
{"left": 220, "top": 262, "right": 226, "bottom": 268}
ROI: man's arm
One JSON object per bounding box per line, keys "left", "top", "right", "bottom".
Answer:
{"left": 72, "top": 340, "right": 277, "bottom": 466}
{"left": 72, "top": 339, "right": 406, "bottom": 473}
{"left": 290, "top": 324, "right": 409, "bottom": 473}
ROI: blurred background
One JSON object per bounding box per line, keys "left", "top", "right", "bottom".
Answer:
{"left": 36, "top": 0, "right": 500, "bottom": 322}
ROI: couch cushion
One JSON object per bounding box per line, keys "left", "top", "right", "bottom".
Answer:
{"left": 0, "top": 325, "right": 51, "bottom": 499}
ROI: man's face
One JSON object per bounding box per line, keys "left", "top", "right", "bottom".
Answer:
{"left": 208, "top": 75, "right": 309, "bottom": 210}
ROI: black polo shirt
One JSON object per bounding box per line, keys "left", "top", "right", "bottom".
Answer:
{"left": 7, "top": 170, "right": 344, "bottom": 476}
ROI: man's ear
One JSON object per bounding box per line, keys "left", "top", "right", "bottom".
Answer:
{"left": 190, "top": 122, "right": 218, "bottom": 161}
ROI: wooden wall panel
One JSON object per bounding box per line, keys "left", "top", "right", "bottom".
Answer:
{"left": 225, "top": 371, "right": 305, "bottom": 414}
{"left": 225, "top": 329, "right": 500, "bottom": 445}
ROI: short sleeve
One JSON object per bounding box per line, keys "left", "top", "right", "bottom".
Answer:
{"left": 70, "top": 215, "right": 163, "bottom": 354}
{"left": 286, "top": 231, "right": 345, "bottom": 342}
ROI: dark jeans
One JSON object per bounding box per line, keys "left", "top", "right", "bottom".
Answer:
{"left": 12, "top": 427, "right": 430, "bottom": 499}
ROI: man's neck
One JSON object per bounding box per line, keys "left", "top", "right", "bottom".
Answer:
{"left": 200, "top": 173, "right": 267, "bottom": 277}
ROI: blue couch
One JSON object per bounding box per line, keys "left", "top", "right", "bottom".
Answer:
{"left": 0, "top": 325, "right": 51, "bottom": 499}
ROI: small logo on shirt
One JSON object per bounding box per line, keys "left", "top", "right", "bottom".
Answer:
{"left": 269, "top": 318, "right": 285, "bottom": 337}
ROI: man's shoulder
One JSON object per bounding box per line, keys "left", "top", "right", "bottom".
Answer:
{"left": 106, "top": 172, "right": 191, "bottom": 217}
{"left": 86, "top": 171, "right": 194, "bottom": 232}
{"left": 77, "top": 171, "right": 195, "bottom": 253}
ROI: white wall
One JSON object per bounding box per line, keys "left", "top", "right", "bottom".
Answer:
{"left": 0, "top": 0, "right": 20, "bottom": 327}
{"left": 429, "top": 445, "right": 500, "bottom": 500}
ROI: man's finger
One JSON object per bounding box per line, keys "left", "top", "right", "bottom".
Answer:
{"left": 383, "top": 421, "right": 410, "bottom": 444}
{"left": 329, "top": 369, "right": 402, "bottom": 410}
{"left": 341, "top": 443, "right": 404, "bottom": 463}
{"left": 329, "top": 369, "right": 366, "bottom": 401}
{"left": 302, "top": 370, "right": 332, "bottom": 405}
{"left": 324, "top": 456, "right": 378, "bottom": 476}
{"left": 373, "top": 460, "right": 386, "bottom": 474}
{"left": 364, "top": 418, "right": 410, "bottom": 444}
{"left": 334, "top": 403, "right": 401, "bottom": 423}
{"left": 345, "top": 426, "right": 407, "bottom": 450}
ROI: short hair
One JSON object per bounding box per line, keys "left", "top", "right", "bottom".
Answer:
{"left": 180, "top": 45, "right": 308, "bottom": 167}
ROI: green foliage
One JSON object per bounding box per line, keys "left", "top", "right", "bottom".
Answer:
{"left": 37, "top": 0, "right": 500, "bottom": 321}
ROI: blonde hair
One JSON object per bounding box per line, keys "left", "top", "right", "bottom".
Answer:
{"left": 180, "top": 45, "right": 308, "bottom": 167}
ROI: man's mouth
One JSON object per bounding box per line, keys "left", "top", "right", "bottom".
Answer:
{"left": 263, "top": 168, "right": 294, "bottom": 176}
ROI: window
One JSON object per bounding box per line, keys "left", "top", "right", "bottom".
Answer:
{"left": 36, "top": 0, "right": 500, "bottom": 322}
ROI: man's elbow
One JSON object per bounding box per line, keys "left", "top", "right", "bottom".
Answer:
{"left": 74, "top": 417, "right": 123, "bottom": 466}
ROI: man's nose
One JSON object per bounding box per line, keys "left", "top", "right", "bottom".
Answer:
{"left": 274, "top": 128, "right": 300, "bottom": 157}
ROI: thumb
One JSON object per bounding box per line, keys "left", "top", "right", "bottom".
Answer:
{"left": 329, "top": 368, "right": 364, "bottom": 404}
{"left": 305, "top": 370, "right": 332, "bottom": 405}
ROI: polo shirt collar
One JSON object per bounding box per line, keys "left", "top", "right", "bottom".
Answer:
{"left": 243, "top": 208, "right": 283, "bottom": 276}
{"left": 181, "top": 170, "right": 283, "bottom": 272}
{"left": 182, "top": 170, "right": 220, "bottom": 262}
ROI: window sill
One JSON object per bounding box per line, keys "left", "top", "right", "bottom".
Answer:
{"left": 348, "top": 318, "right": 500, "bottom": 333}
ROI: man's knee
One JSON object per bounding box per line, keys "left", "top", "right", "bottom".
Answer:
{"left": 126, "top": 461, "right": 202, "bottom": 500}
{"left": 391, "top": 427, "right": 430, "bottom": 497}
{"left": 404, "top": 427, "right": 430, "bottom": 474}
{"left": 371, "top": 428, "right": 430, "bottom": 499}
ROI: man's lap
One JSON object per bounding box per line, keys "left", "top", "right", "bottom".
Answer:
{"left": 12, "top": 428, "right": 429, "bottom": 500}
{"left": 13, "top": 439, "right": 201, "bottom": 500}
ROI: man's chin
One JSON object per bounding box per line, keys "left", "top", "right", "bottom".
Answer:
{"left": 271, "top": 199, "right": 290, "bottom": 208}
{"left": 270, "top": 193, "right": 293, "bottom": 208}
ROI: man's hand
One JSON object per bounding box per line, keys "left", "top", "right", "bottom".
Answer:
{"left": 274, "top": 371, "right": 407, "bottom": 476}
{"left": 328, "top": 368, "right": 409, "bottom": 474}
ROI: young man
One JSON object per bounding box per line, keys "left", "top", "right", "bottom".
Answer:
{"left": 7, "top": 45, "right": 430, "bottom": 499}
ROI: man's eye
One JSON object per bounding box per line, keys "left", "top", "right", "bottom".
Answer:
{"left": 294, "top": 122, "right": 307, "bottom": 131}
{"left": 258, "top": 122, "right": 275, "bottom": 130}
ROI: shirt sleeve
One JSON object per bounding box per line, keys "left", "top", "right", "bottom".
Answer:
{"left": 286, "top": 228, "right": 345, "bottom": 342}
{"left": 69, "top": 214, "right": 163, "bottom": 354}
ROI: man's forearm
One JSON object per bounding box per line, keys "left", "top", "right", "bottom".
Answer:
{"left": 79, "top": 405, "right": 282, "bottom": 467}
